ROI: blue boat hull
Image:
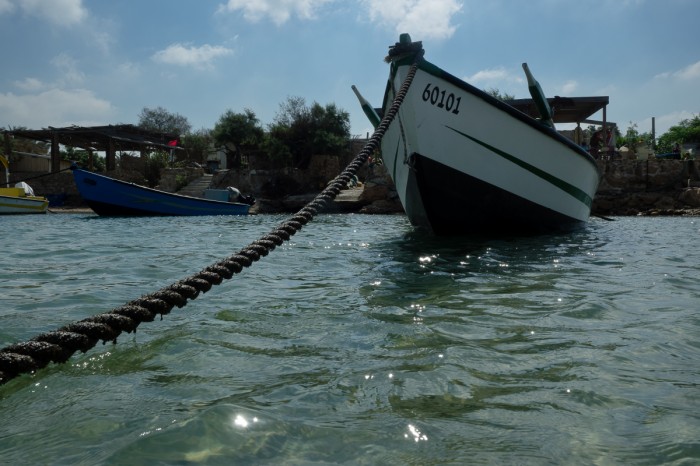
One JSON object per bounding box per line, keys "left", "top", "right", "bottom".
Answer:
{"left": 72, "top": 168, "right": 251, "bottom": 216}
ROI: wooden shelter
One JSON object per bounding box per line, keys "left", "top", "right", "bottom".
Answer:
{"left": 3, "top": 124, "right": 182, "bottom": 172}
{"left": 507, "top": 95, "right": 612, "bottom": 143}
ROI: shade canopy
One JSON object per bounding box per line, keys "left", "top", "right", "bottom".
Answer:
{"left": 5, "top": 124, "right": 180, "bottom": 152}
{"left": 507, "top": 96, "right": 610, "bottom": 125}
{"left": 3, "top": 124, "right": 182, "bottom": 172}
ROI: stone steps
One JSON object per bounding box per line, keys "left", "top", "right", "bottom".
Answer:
{"left": 176, "top": 174, "right": 213, "bottom": 198}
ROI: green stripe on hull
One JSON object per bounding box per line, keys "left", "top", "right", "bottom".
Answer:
{"left": 445, "top": 125, "right": 593, "bottom": 208}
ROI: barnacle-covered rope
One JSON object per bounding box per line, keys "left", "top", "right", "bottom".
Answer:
{"left": 0, "top": 57, "right": 422, "bottom": 386}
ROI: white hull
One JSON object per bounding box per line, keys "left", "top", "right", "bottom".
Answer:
{"left": 381, "top": 60, "right": 599, "bottom": 235}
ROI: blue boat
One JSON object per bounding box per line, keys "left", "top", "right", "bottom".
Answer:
{"left": 71, "top": 167, "right": 253, "bottom": 216}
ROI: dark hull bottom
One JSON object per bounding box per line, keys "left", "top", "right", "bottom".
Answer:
{"left": 413, "top": 154, "right": 586, "bottom": 236}
{"left": 85, "top": 200, "right": 246, "bottom": 217}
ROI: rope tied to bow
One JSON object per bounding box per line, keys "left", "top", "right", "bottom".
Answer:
{"left": 0, "top": 57, "right": 422, "bottom": 386}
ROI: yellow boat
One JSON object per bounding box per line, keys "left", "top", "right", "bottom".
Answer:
{"left": 0, "top": 155, "right": 49, "bottom": 214}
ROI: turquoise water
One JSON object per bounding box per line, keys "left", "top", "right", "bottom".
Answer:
{"left": 1, "top": 213, "right": 699, "bottom": 465}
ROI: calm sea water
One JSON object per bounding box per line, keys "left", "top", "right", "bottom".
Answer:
{"left": 1, "top": 213, "right": 698, "bottom": 465}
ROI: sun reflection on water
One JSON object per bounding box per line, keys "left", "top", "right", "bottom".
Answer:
{"left": 405, "top": 424, "right": 428, "bottom": 442}
{"left": 232, "top": 414, "right": 259, "bottom": 429}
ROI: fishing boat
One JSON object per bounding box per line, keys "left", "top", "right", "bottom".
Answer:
{"left": 0, "top": 185, "right": 49, "bottom": 214}
{"left": 353, "top": 34, "right": 600, "bottom": 235}
{"left": 0, "top": 155, "right": 49, "bottom": 214}
{"left": 71, "top": 166, "right": 254, "bottom": 216}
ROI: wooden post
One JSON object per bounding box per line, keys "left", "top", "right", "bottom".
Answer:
{"left": 3, "top": 132, "right": 11, "bottom": 159}
{"left": 106, "top": 138, "right": 116, "bottom": 171}
{"left": 51, "top": 131, "right": 61, "bottom": 173}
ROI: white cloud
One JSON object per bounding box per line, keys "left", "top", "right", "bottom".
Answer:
{"left": 217, "top": 0, "right": 333, "bottom": 25}
{"left": 466, "top": 67, "right": 509, "bottom": 83}
{"left": 6, "top": 0, "right": 87, "bottom": 26}
{"left": 152, "top": 43, "right": 234, "bottom": 69}
{"left": 672, "top": 61, "right": 700, "bottom": 80}
{"left": 14, "top": 77, "right": 45, "bottom": 91}
{"left": 635, "top": 111, "right": 696, "bottom": 138}
{"left": 464, "top": 67, "right": 523, "bottom": 91}
{"left": 116, "top": 62, "right": 140, "bottom": 79}
{"left": 361, "top": 0, "right": 462, "bottom": 40}
{"left": 0, "top": 88, "right": 112, "bottom": 128}
{"left": 655, "top": 60, "right": 700, "bottom": 81}
{"left": 51, "top": 53, "right": 85, "bottom": 86}
{"left": 0, "top": 0, "right": 14, "bottom": 14}
{"left": 560, "top": 80, "right": 578, "bottom": 95}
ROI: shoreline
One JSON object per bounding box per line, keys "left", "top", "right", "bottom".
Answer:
{"left": 45, "top": 205, "right": 700, "bottom": 217}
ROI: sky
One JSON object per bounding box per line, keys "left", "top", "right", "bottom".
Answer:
{"left": 1, "top": 0, "right": 698, "bottom": 141}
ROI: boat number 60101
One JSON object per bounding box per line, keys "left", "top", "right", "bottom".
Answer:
{"left": 421, "top": 83, "right": 462, "bottom": 114}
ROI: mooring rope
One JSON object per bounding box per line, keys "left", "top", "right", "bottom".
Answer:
{"left": 7, "top": 165, "right": 74, "bottom": 185}
{"left": 0, "top": 59, "right": 422, "bottom": 386}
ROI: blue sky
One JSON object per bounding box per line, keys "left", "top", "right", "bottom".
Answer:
{"left": 1, "top": 0, "right": 698, "bottom": 140}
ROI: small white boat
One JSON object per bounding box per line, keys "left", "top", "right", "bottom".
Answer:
{"left": 0, "top": 155, "right": 48, "bottom": 214}
{"left": 354, "top": 34, "right": 600, "bottom": 235}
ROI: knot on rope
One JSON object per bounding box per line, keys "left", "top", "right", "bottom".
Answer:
{"left": 0, "top": 57, "right": 421, "bottom": 386}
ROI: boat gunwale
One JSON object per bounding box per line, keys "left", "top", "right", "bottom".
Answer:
{"left": 383, "top": 55, "right": 601, "bottom": 176}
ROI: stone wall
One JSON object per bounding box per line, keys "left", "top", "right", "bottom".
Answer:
{"left": 14, "top": 153, "right": 700, "bottom": 216}
{"left": 10, "top": 170, "right": 82, "bottom": 206}
{"left": 210, "top": 154, "right": 369, "bottom": 197}
{"left": 593, "top": 159, "right": 700, "bottom": 215}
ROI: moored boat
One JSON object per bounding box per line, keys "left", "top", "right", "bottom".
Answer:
{"left": 71, "top": 167, "right": 254, "bottom": 216}
{"left": 0, "top": 186, "right": 49, "bottom": 214}
{"left": 355, "top": 34, "right": 600, "bottom": 235}
{"left": 0, "top": 155, "right": 49, "bottom": 214}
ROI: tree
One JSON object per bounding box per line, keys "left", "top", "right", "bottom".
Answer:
{"left": 485, "top": 88, "right": 515, "bottom": 101}
{"left": 212, "top": 108, "right": 264, "bottom": 168}
{"left": 138, "top": 106, "right": 191, "bottom": 135}
{"left": 657, "top": 115, "right": 700, "bottom": 153}
{"left": 180, "top": 128, "right": 214, "bottom": 166}
{"left": 619, "top": 122, "right": 654, "bottom": 153}
{"left": 266, "top": 96, "right": 351, "bottom": 169}
{"left": 143, "top": 151, "right": 170, "bottom": 187}
{"left": 61, "top": 146, "right": 105, "bottom": 171}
